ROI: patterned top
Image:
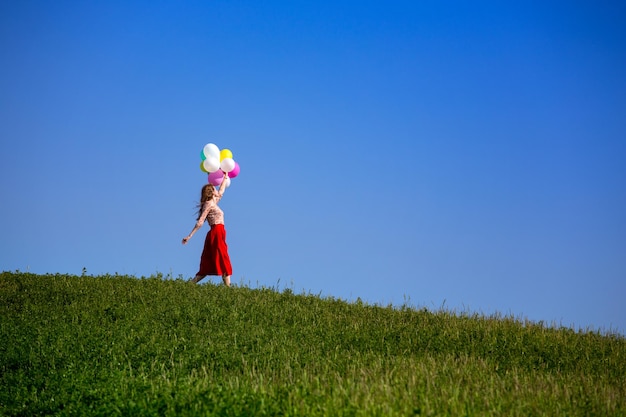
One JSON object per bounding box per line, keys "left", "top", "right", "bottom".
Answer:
{"left": 196, "top": 194, "right": 224, "bottom": 227}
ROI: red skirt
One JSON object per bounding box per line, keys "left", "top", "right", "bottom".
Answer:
{"left": 197, "top": 224, "right": 232, "bottom": 276}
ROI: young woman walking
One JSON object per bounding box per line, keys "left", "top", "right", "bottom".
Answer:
{"left": 182, "top": 171, "right": 232, "bottom": 286}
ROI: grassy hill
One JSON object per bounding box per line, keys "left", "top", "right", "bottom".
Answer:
{"left": 1, "top": 271, "right": 624, "bottom": 416}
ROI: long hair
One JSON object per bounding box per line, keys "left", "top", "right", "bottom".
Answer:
{"left": 196, "top": 184, "right": 216, "bottom": 221}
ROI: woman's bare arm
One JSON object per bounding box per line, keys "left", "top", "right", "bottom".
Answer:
{"left": 182, "top": 201, "right": 212, "bottom": 244}
{"left": 217, "top": 171, "right": 229, "bottom": 197}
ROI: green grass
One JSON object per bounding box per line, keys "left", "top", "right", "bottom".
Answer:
{"left": 1, "top": 271, "right": 624, "bottom": 416}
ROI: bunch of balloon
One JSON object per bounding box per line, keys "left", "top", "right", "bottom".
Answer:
{"left": 199, "top": 143, "right": 240, "bottom": 188}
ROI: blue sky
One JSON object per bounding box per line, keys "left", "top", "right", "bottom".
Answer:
{"left": 1, "top": 1, "right": 625, "bottom": 334}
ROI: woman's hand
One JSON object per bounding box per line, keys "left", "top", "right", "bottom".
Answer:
{"left": 182, "top": 236, "right": 190, "bottom": 245}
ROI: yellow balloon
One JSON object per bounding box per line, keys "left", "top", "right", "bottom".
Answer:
{"left": 220, "top": 149, "right": 233, "bottom": 161}
{"left": 200, "top": 161, "right": 208, "bottom": 173}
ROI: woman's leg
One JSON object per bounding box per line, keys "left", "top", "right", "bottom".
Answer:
{"left": 190, "top": 275, "right": 206, "bottom": 284}
{"left": 222, "top": 274, "right": 231, "bottom": 287}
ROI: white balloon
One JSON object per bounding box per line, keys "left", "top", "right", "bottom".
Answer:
{"left": 203, "top": 157, "right": 220, "bottom": 173}
{"left": 203, "top": 143, "right": 220, "bottom": 160}
{"left": 221, "top": 177, "right": 231, "bottom": 188}
{"left": 220, "top": 157, "right": 235, "bottom": 173}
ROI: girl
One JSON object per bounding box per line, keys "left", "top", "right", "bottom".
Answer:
{"left": 182, "top": 171, "right": 232, "bottom": 286}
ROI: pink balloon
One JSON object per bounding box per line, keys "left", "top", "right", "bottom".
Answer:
{"left": 208, "top": 170, "right": 225, "bottom": 186}
{"left": 228, "top": 161, "right": 240, "bottom": 178}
